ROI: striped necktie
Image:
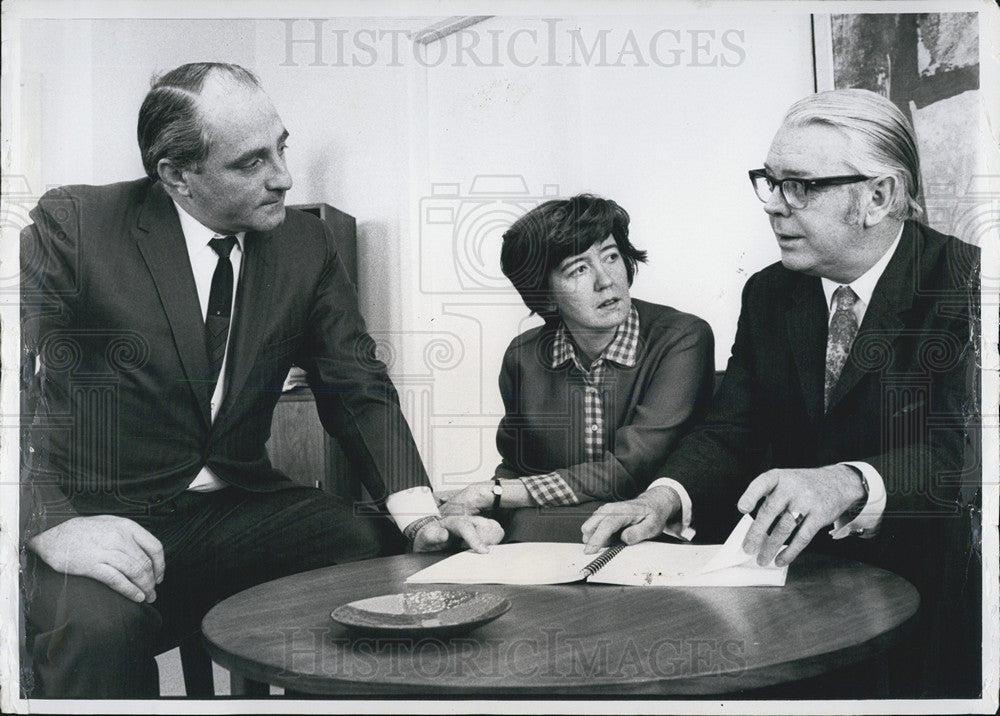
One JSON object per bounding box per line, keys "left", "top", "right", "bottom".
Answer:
{"left": 206, "top": 235, "right": 238, "bottom": 386}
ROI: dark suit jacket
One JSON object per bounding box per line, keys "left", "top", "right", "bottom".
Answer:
{"left": 661, "top": 221, "right": 980, "bottom": 576}
{"left": 494, "top": 299, "right": 715, "bottom": 502}
{"left": 21, "top": 178, "right": 430, "bottom": 539}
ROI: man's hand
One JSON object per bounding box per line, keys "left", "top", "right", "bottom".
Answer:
{"left": 412, "top": 515, "right": 504, "bottom": 554}
{"left": 738, "top": 465, "right": 867, "bottom": 567}
{"left": 580, "top": 486, "right": 681, "bottom": 554}
{"left": 438, "top": 483, "right": 494, "bottom": 518}
{"left": 27, "top": 515, "right": 166, "bottom": 603}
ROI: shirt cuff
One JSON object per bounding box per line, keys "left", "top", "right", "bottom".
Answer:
{"left": 519, "top": 472, "right": 579, "bottom": 507}
{"left": 385, "top": 486, "right": 441, "bottom": 534}
{"left": 646, "top": 477, "right": 696, "bottom": 542}
{"left": 829, "top": 462, "right": 886, "bottom": 539}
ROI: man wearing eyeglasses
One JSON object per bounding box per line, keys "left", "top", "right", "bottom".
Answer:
{"left": 583, "top": 89, "right": 980, "bottom": 697}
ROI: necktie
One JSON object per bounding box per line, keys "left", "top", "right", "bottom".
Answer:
{"left": 824, "top": 285, "right": 859, "bottom": 411}
{"left": 206, "top": 235, "right": 238, "bottom": 386}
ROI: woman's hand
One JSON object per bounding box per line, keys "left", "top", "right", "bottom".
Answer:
{"left": 439, "top": 482, "right": 495, "bottom": 517}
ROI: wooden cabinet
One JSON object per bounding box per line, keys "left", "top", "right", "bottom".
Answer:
{"left": 266, "top": 390, "right": 357, "bottom": 500}
{"left": 265, "top": 203, "right": 360, "bottom": 501}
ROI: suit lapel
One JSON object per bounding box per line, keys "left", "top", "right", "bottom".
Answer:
{"left": 217, "top": 229, "right": 276, "bottom": 421}
{"left": 826, "top": 223, "right": 914, "bottom": 412}
{"left": 786, "top": 274, "right": 828, "bottom": 423}
{"left": 133, "top": 182, "right": 212, "bottom": 426}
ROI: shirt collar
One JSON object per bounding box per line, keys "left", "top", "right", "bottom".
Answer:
{"left": 550, "top": 302, "right": 640, "bottom": 370}
{"left": 172, "top": 199, "right": 246, "bottom": 255}
{"left": 821, "top": 223, "right": 904, "bottom": 310}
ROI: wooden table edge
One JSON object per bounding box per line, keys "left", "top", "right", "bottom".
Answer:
{"left": 201, "top": 609, "right": 920, "bottom": 697}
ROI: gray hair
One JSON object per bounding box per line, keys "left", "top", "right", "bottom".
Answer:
{"left": 782, "top": 88, "right": 922, "bottom": 220}
{"left": 137, "top": 62, "right": 261, "bottom": 180}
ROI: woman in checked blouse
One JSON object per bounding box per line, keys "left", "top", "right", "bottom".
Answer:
{"left": 442, "top": 194, "right": 715, "bottom": 541}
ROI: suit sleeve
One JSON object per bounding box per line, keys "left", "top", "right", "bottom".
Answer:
{"left": 301, "top": 221, "right": 432, "bottom": 505}
{"left": 496, "top": 317, "right": 716, "bottom": 503}
{"left": 658, "top": 276, "right": 769, "bottom": 538}
{"left": 20, "top": 188, "right": 82, "bottom": 541}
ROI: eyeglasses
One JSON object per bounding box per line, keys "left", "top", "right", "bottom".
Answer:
{"left": 748, "top": 169, "right": 872, "bottom": 209}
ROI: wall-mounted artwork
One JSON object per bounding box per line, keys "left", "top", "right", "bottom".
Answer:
{"left": 813, "top": 12, "right": 983, "bottom": 241}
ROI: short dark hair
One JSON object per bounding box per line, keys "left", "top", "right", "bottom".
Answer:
{"left": 501, "top": 194, "right": 647, "bottom": 319}
{"left": 137, "top": 62, "right": 261, "bottom": 180}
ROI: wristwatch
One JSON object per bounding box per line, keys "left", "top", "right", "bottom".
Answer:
{"left": 491, "top": 478, "right": 503, "bottom": 519}
{"left": 403, "top": 515, "right": 439, "bottom": 543}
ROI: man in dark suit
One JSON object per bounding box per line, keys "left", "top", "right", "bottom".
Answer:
{"left": 20, "top": 62, "right": 502, "bottom": 698}
{"left": 582, "top": 89, "right": 980, "bottom": 697}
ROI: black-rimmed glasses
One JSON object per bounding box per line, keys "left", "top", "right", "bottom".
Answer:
{"left": 748, "top": 169, "right": 872, "bottom": 209}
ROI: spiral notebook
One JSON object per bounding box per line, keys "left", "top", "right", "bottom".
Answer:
{"left": 406, "top": 514, "right": 787, "bottom": 587}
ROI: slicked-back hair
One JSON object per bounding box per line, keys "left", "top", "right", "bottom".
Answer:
{"left": 782, "top": 88, "right": 922, "bottom": 220}
{"left": 501, "top": 194, "right": 648, "bottom": 320}
{"left": 137, "top": 62, "right": 261, "bottom": 180}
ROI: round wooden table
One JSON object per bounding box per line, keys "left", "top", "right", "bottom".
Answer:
{"left": 201, "top": 552, "right": 918, "bottom": 696}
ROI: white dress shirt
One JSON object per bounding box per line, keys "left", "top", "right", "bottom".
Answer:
{"left": 817, "top": 226, "right": 902, "bottom": 538}
{"left": 650, "top": 225, "right": 903, "bottom": 541}
{"left": 175, "top": 201, "right": 243, "bottom": 492}
{"left": 174, "top": 202, "right": 440, "bottom": 532}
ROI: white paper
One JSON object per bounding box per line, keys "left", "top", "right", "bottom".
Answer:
{"left": 586, "top": 516, "right": 788, "bottom": 587}
{"left": 406, "top": 516, "right": 787, "bottom": 587}
{"left": 406, "top": 542, "right": 608, "bottom": 585}
{"left": 698, "top": 513, "right": 781, "bottom": 574}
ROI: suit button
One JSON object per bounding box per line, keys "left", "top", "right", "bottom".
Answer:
{"left": 151, "top": 496, "right": 163, "bottom": 504}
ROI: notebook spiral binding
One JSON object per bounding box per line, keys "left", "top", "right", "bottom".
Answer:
{"left": 582, "top": 543, "right": 627, "bottom": 576}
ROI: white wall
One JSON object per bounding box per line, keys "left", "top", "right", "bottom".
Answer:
{"left": 15, "top": 12, "right": 818, "bottom": 489}
{"left": 410, "top": 14, "right": 815, "bottom": 487}
{"left": 19, "top": 19, "right": 260, "bottom": 188}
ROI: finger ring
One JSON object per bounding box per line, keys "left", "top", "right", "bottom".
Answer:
{"left": 787, "top": 510, "right": 805, "bottom": 525}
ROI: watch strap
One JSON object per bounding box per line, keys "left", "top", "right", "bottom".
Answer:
{"left": 404, "top": 515, "right": 439, "bottom": 543}
{"left": 491, "top": 477, "right": 503, "bottom": 519}
{"left": 842, "top": 464, "right": 869, "bottom": 522}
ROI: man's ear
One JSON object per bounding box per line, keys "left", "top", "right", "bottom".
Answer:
{"left": 862, "top": 175, "right": 896, "bottom": 227}
{"left": 156, "top": 159, "right": 191, "bottom": 197}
